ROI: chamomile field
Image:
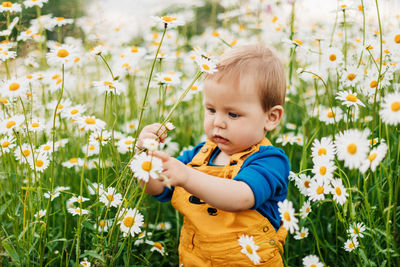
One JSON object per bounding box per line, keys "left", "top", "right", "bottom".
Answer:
{"left": 0, "top": 0, "right": 399, "bottom": 266}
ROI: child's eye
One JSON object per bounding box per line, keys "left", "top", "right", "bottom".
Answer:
{"left": 207, "top": 108, "right": 216, "bottom": 113}
{"left": 228, "top": 112, "right": 239, "bottom": 118}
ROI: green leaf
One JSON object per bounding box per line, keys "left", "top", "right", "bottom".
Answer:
{"left": 2, "top": 241, "right": 20, "bottom": 263}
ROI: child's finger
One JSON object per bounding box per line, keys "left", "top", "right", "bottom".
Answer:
{"left": 151, "top": 150, "right": 170, "bottom": 162}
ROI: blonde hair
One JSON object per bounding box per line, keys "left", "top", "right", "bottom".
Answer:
{"left": 205, "top": 44, "right": 286, "bottom": 112}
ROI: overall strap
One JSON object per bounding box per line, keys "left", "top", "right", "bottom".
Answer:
{"left": 188, "top": 140, "right": 218, "bottom": 167}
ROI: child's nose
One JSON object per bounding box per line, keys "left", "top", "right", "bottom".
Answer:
{"left": 213, "top": 114, "right": 226, "bottom": 128}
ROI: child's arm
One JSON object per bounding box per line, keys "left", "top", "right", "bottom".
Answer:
{"left": 151, "top": 151, "right": 255, "bottom": 212}
{"left": 136, "top": 123, "right": 168, "bottom": 196}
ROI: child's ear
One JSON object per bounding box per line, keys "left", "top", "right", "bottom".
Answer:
{"left": 264, "top": 105, "right": 283, "bottom": 132}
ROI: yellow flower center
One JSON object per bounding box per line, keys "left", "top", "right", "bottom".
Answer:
{"left": 327, "top": 111, "right": 335, "bottom": 118}
{"left": 36, "top": 160, "right": 44, "bottom": 167}
{"left": 57, "top": 104, "right": 63, "bottom": 109}
{"left": 6, "top": 120, "right": 16, "bottom": 129}
{"left": 85, "top": 117, "right": 96, "bottom": 125}
{"left": 347, "top": 143, "right": 357, "bottom": 155}
{"left": 2, "top": 141, "right": 10, "bottom": 148}
{"left": 319, "top": 166, "right": 327, "bottom": 175}
{"left": 245, "top": 244, "right": 253, "bottom": 254}
{"left": 43, "top": 145, "right": 51, "bottom": 151}
{"left": 57, "top": 49, "right": 69, "bottom": 58}
{"left": 2, "top": 1, "right": 12, "bottom": 7}
{"left": 89, "top": 145, "right": 95, "bottom": 150}
{"left": 318, "top": 148, "right": 327, "bottom": 156}
{"left": 329, "top": 54, "right": 337, "bottom": 61}
{"left": 141, "top": 161, "right": 153, "bottom": 172}
{"left": 283, "top": 211, "right": 291, "bottom": 221}
{"left": 304, "top": 181, "right": 310, "bottom": 188}
{"left": 391, "top": 101, "right": 400, "bottom": 112}
{"left": 335, "top": 187, "right": 342, "bottom": 196}
{"left": 99, "top": 220, "right": 105, "bottom": 227}
{"left": 103, "top": 81, "right": 113, "bottom": 86}
{"left": 316, "top": 186, "right": 324, "bottom": 195}
{"left": 0, "top": 98, "right": 8, "bottom": 104}
{"left": 123, "top": 216, "right": 134, "bottom": 227}
{"left": 347, "top": 73, "right": 356, "bottom": 81}
{"left": 125, "top": 140, "right": 133, "bottom": 145}
{"left": 26, "top": 74, "right": 33, "bottom": 79}
{"left": 272, "top": 16, "right": 278, "bottom": 22}
{"left": 370, "top": 80, "right": 378, "bottom": 88}
{"left": 300, "top": 232, "right": 306, "bottom": 237}
{"left": 71, "top": 109, "right": 79, "bottom": 114}
{"left": 202, "top": 64, "right": 210, "bottom": 71}
{"left": 163, "top": 77, "right": 172, "bottom": 81}
{"left": 69, "top": 158, "right": 78, "bottom": 163}
{"left": 130, "top": 46, "right": 138, "bottom": 53}
{"left": 212, "top": 30, "right": 220, "bottom": 37}
{"left": 311, "top": 265, "right": 317, "bottom": 267}
{"left": 345, "top": 94, "right": 358, "bottom": 102}
{"left": 368, "top": 153, "right": 377, "bottom": 162}
{"left": 31, "top": 122, "right": 39, "bottom": 128}
{"left": 74, "top": 57, "right": 80, "bottom": 62}
{"left": 348, "top": 242, "right": 354, "bottom": 248}
{"left": 161, "top": 16, "right": 177, "bottom": 22}
{"left": 154, "top": 242, "right": 163, "bottom": 250}
{"left": 75, "top": 208, "right": 82, "bottom": 213}
{"left": 230, "top": 40, "right": 237, "bottom": 46}
{"left": 293, "top": 39, "right": 303, "bottom": 46}
{"left": 9, "top": 82, "right": 20, "bottom": 91}
{"left": 354, "top": 227, "right": 360, "bottom": 234}
{"left": 384, "top": 49, "right": 390, "bottom": 54}
{"left": 23, "top": 150, "right": 30, "bottom": 156}
{"left": 394, "top": 34, "right": 400, "bottom": 44}
{"left": 56, "top": 17, "right": 65, "bottom": 21}
{"left": 305, "top": 207, "right": 310, "bottom": 213}
{"left": 107, "top": 194, "right": 114, "bottom": 201}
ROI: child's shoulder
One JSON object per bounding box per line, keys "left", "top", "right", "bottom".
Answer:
{"left": 244, "top": 144, "right": 290, "bottom": 169}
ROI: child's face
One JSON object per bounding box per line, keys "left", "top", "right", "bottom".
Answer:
{"left": 203, "top": 78, "right": 270, "bottom": 156}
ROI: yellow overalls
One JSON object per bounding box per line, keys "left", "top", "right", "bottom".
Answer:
{"left": 171, "top": 138, "right": 287, "bottom": 266}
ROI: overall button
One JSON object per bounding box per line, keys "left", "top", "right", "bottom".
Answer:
{"left": 263, "top": 226, "right": 269, "bottom": 232}
{"left": 201, "top": 147, "right": 208, "bottom": 153}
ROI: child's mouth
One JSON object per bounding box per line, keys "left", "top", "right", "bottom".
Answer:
{"left": 213, "top": 135, "right": 229, "bottom": 144}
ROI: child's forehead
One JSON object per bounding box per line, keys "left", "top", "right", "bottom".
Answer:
{"left": 204, "top": 74, "right": 259, "bottom": 94}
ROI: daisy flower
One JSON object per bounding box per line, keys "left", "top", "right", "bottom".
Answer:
{"left": 0, "top": 115, "right": 25, "bottom": 135}
{"left": 295, "top": 173, "right": 312, "bottom": 196}
{"left": 330, "top": 178, "right": 349, "bottom": 205}
{"left": 129, "top": 152, "right": 163, "bottom": 182}
{"left": 146, "top": 241, "right": 166, "bottom": 255}
{"left": 142, "top": 138, "right": 159, "bottom": 151}
{"left": 55, "top": 138, "right": 68, "bottom": 150}
{"left": 359, "top": 142, "right": 388, "bottom": 173}
{"left": 278, "top": 199, "right": 299, "bottom": 234}
{"left": 311, "top": 157, "right": 336, "bottom": 183}
{"left": 319, "top": 106, "right": 343, "bottom": 125}
{"left": 151, "top": 15, "right": 185, "bottom": 28}
{"left": 123, "top": 119, "right": 138, "bottom": 133}
{"left": 379, "top": 92, "right": 400, "bottom": 125}
{"left": 69, "top": 195, "right": 89, "bottom": 204}
{"left": 88, "top": 182, "right": 104, "bottom": 195}
{"left": 82, "top": 142, "right": 99, "bottom": 156}
{"left": 195, "top": 57, "right": 218, "bottom": 74}
{"left": 68, "top": 207, "right": 89, "bottom": 216}
{"left": 23, "top": 0, "right": 48, "bottom": 8}
{"left": 117, "top": 136, "right": 135, "bottom": 154}
{"left": 344, "top": 237, "right": 359, "bottom": 252}
{"left": 14, "top": 143, "right": 34, "bottom": 163}
{"left": 155, "top": 222, "right": 172, "bottom": 230}
{"left": 76, "top": 116, "right": 106, "bottom": 132}
{"left": 335, "top": 129, "right": 370, "bottom": 169}
{"left": 28, "top": 152, "right": 50, "bottom": 173}
{"left": 63, "top": 105, "right": 86, "bottom": 120}
{"left": 311, "top": 136, "right": 336, "bottom": 162}
{"left": 28, "top": 117, "right": 46, "bottom": 133}
{"left": 99, "top": 187, "right": 123, "bottom": 208}
{"left": 0, "top": 135, "right": 16, "bottom": 153}
{"left": 347, "top": 222, "right": 366, "bottom": 239}
{"left": 44, "top": 191, "right": 60, "bottom": 201}
{"left": 55, "top": 186, "right": 70, "bottom": 192}
{"left": 92, "top": 80, "right": 126, "bottom": 95}
{"left": 0, "top": 48, "right": 17, "bottom": 61}
{"left": 46, "top": 44, "right": 77, "bottom": 67}
{"left": 118, "top": 208, "right": 144, "bottom": 237}
{"left": 336, "top": 90, "right": 365, "bottom": 108}
{"left": 80, "top": 259, "right": 91, "bottom": 267}
{"left": 322, "top": 47, "right": 343, "bottom": 68}
{"left": 300, "top": 200, "right": 312, "bottom": 218}
{"left": 238, "top": 235, "right": 261, "bottom": 265}
{"left": 1, "top": 78, "right": 29, "bottom": 99}
{"left": 34, "top": 209, "right": 47, "bottom": 219}
{"left": 302, "top": 255, "right": 323, "bottom": 267}
{"left": 62, "top": 157, "right": 84, "bottom": 168}
{"left": 53, "top": 17, "right": 73, "bottom": 27}
{"left": 0, "top": 1, "right": 22, "bottom": 13}
{"left": 341, "top": 66, "right": 361, "bottom": 87}
{"left": 94, "top": 219, "right": 112, "bottom": 233}
{"left": 46, "top": 99, "right": 72, "bottom": 116}
{"left": 308, "top": 178, "right": 331, "bottom": 202}
{"left": 294, "top": 227, "right": 309, "bottom": 240}
{"left": 154, "top": 72, "right": 181, "bottom": 85}
{"left": 89, "top": 130, "right": 111, "bottom": 146}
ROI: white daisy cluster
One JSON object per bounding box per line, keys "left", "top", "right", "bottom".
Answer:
{"left": 344, "top": 222, "right": 366, "bottom": 252}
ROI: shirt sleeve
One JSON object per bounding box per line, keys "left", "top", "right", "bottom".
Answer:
{"left": 153, "top": 142, "right": 205, "bottom": 202}
{"left": 233, "top": 146, "right": 290, "bottom": 210}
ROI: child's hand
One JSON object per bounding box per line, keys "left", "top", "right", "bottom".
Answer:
{"left": 151, "top": 151, "right": 189, "bottom": 188}
{"left": 137, "top": 123, "right": 167, "bottom": 149}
